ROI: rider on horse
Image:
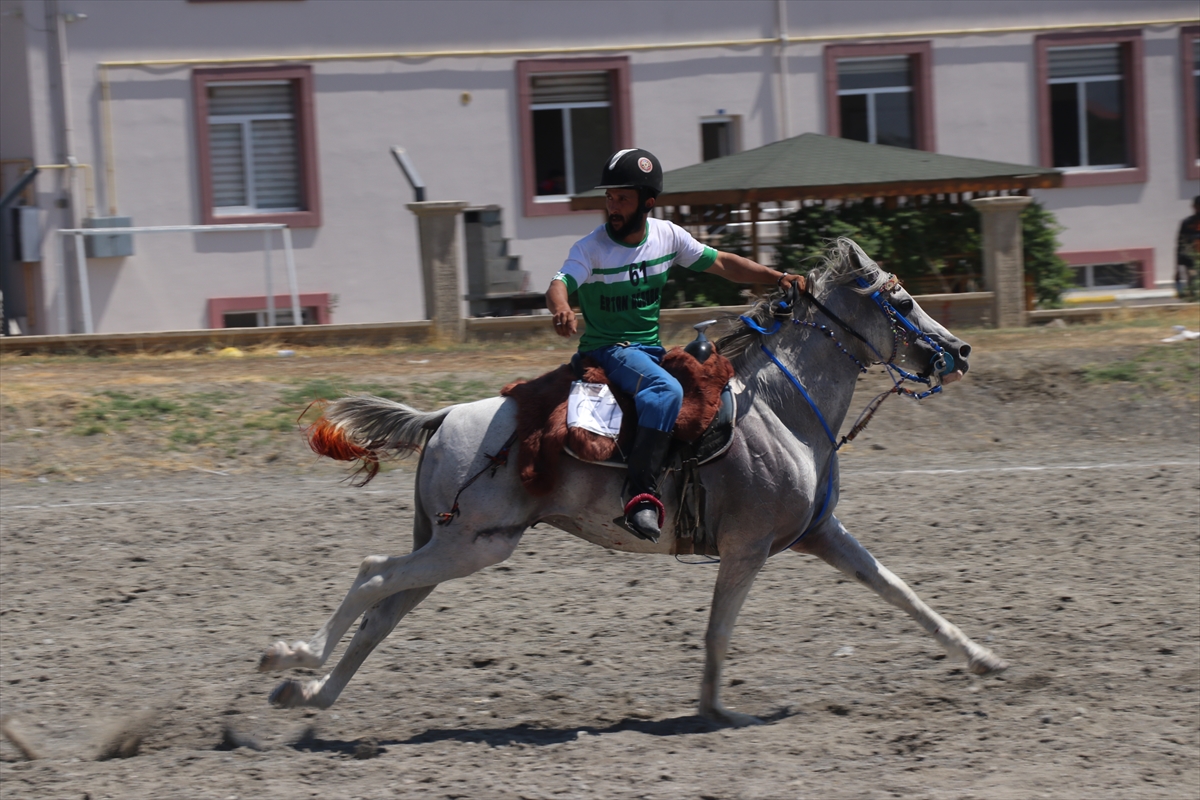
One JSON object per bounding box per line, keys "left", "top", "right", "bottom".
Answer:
{"left": 546, "top": 148, "right": 805, "bottom": 542}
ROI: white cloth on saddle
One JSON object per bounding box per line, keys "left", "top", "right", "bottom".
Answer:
{"left": 566, "top": 381, "right": 624, "bottom": 438}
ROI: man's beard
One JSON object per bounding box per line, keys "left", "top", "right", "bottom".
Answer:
{"left": 607, "top": 210, "right": 646, "bottom": 240}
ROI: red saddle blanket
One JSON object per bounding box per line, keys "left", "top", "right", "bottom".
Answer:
{"left": 500, "top": 348, "right": 734, "bottom": 496}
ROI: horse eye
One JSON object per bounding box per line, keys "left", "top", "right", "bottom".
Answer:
{"left": 895, "top": 297, "right": 914, "bottom": 316}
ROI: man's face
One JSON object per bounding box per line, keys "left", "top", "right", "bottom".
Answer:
{"left": 605, "top": 188, "right": 642, "bottom": 231}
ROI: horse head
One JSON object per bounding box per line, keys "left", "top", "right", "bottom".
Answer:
{"left": 802, "top": 238, "right": 971, "bottom": 389}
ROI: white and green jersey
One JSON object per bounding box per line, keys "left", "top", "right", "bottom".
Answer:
{"left": 553, "top": 218, "right": 717, "bottom": 351}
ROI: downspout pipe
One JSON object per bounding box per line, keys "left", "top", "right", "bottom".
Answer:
{"left": 777, "top": 0, "right": 790, "bottom": 142}
{"left": 0, "top": 168, "right": 41, "bottom": 336}
{"left": 54, "top": 2, "right": 82, "bottom": 229}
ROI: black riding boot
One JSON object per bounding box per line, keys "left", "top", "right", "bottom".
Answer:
{"left": 623, "top": 426, "right": 673, "bottom": 542}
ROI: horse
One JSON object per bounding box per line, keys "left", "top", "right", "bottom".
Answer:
{"left": 258, "top": 238, "right": 1007, "bottom": 727}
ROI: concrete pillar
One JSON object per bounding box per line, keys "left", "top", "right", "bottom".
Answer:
{"left": 407, "top": 201, "right": 468, "bottom": 342}
{"left": 970, "top": 195, "right": 1033, "bottom": 328}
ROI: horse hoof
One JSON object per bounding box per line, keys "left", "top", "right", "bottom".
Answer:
{"left": 258, "top": 641, "right": 318, "bottom": 673}
{"left": 968, "top": 652, "right": 1009, "bottom": 676}
{"left": 269, "top": 679, "right": 306, "bottom": 708}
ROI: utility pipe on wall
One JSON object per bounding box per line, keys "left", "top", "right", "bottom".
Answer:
{"left": 776, "top": 0, "right": 791, "bottom": 141}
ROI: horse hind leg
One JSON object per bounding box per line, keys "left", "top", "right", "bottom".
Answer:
{"left": 269, "top": 584, "right": 436, "bottom": 709}
{"left": 795, "top": 514, "right": 1008, "bottom": 675}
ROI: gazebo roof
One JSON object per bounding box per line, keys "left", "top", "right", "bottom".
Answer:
{"left": 571, "top": 133, "right": 1060, "bottom": 209}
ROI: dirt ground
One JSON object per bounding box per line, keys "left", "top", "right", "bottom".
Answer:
{"left": 1, "top": 309, "right": 1198, "bottom": 799}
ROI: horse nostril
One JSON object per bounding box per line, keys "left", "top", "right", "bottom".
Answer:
{"left": 958, "top": 343, "right": 971, "bottom": 358}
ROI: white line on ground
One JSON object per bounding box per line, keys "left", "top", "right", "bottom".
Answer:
{"left": 1, "top": 461, "right": 1194, "bottom": 511}
{"left": 843, "top": 461, "right": 1196, "bottom": 477}
{"left": 2, "top": 496, "right": 240, "bottom": 511}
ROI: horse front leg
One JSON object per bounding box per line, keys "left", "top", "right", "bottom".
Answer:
{"left": 794, "top": 514, "right": 1008, "bottom": 674}
{"left": 699, "top": 542, "right": 771, "bottom": 727}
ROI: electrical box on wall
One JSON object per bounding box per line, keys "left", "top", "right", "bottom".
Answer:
{"left": 83, "top": 216, "right": 134, "bottom": 258}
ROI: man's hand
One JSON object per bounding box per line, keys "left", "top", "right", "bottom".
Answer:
{"left": 778, "top": 273, "right": 806, "bottom": 294}
{"left": 552, "top": 308, "right": 577, "bottom": 337}
{"left": 546, "top": 279, "right": 578, "bottom": 338}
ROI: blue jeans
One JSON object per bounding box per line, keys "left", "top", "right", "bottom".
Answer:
{"left": 584, "top": 343, "right": 683, "bottom": 433}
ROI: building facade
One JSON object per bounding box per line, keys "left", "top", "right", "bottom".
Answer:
{"left": 0, "top": 0, "right": 1195, "bottom": 335}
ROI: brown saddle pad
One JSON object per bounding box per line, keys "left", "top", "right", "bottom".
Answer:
{"left": 500, "top": 347, "right": 734, "bottom": 496}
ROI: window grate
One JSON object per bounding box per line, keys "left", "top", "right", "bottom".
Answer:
{"left": 531, "top": 72, "right": 609, "bottom": 105}
{"left": 1049, "top": 45, "right": 1121, "bottom": 79}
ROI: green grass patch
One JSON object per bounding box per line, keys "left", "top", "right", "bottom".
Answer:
{"left": 1083, "top": 344, "right": 1200, "bottom": 395}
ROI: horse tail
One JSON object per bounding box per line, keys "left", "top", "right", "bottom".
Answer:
{"left": 303, "top": 395, "right": 454, "bottom": 485}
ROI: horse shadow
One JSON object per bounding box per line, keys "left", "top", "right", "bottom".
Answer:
{"left": 287, "top": 706, "right": 796, "bottom": 755}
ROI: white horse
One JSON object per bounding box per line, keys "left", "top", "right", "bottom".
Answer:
{"left": 259, "top": 239, "right": 1006, "bottom": 727}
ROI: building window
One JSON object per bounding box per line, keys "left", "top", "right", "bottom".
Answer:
{"left": 1035, "top": 31, "right": 1145, "bottom": 188}
{"left": 837, "top": 57, "right": 914, "bottom": 148}
{"left": 701, "top": 116, "right": 739, "bottom": 161}
{"left": 517, "top": 58, "right": 631, "bottom": 217}
{"left": 825, "top": 42, "right": 935, "bottom": 152}
{"left": 531, "top": 72, "right": 612, "bottom": 198}
{"left": 1183, "top": 26, "right": 1199, "bottom": 180}
{"left": 1059, "top": 248, "right": 1154, "bottom": 292}
{"left": 1047, "top": 45, "right": 1127, "bottom": 169}
{"left": 192, "top": 65, "right": 320, "bottom": 227}
{"left": 1071, "top": 262, "right": 1135, "bottom": 289}
{"left": 207, "top": 292, "right": 331, "bottom": 329}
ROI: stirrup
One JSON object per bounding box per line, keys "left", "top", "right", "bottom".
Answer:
{"left": 615, "top": 493, "right": 665, "bottom": 542}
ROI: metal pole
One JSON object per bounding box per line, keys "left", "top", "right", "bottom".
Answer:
{"left": 263, "top": 229, "right": 274, "bottom": 326}
{"left": 282, "top": 227, "right": 302, "bottom": 326}
{"left": 73, "top": 232, "right": 94, "bottom": 333}
{"left": 56, "top": 233, "right": 67, "bottom": 334}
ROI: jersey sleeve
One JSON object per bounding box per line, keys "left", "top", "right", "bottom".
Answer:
{"left": 670, "top": 222, "right": 718, "bottom": 273}
{"left": 553, "top": 241, "right": 591, "bottom": 293}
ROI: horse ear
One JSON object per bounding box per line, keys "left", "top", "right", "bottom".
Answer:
{"left": 845, "top": 240, "right": 864, "bottom": 273}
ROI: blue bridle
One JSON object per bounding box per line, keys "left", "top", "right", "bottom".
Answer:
{"left": 738, "top": 272, "right": 957, "bottom": 551}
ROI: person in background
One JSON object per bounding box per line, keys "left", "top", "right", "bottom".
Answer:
{"left": 1177, "top": 196, "right": 1200, "bottom": 301}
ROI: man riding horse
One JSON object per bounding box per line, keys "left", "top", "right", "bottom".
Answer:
{"left": 546, "top": 148, "right": 805, "bottom": 541}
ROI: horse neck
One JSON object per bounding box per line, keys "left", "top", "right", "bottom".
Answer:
{"left": 742, "top": 321, "right": 867, "bottom": 448}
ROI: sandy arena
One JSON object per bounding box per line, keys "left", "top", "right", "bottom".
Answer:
{"left": 1, "top": 314, "right": 1198, "bottom": 799}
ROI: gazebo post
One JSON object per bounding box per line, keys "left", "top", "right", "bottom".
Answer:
{"left": 969, "top": 195, "right": 1033, "bottom": 328}
{"left": 748, "top": 201, "right": 760, "bottom": 264}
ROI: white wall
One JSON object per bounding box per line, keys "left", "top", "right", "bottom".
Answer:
{"left": 12, "top": 0, "right": 1199, "bottom": 333}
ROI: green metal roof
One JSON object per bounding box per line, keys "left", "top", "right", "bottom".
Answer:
{"left": 571, "top": 133, "right": 1060, "bottom": 209}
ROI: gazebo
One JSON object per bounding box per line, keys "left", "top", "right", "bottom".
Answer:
{"left": 572, "top": 134, "right": 1062, "bottom": 327}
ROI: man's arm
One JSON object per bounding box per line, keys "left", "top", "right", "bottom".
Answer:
{"left": 705, "top": 250, "right": 805, "bottom": 293}
{"left": 546, "top": 278, "right": 577, "bottom": 338}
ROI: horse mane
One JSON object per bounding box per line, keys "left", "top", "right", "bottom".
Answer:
{"left": 716, "top": 237, "right": 889, "bottom": 366}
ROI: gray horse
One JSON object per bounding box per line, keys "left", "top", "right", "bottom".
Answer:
{"left": 259, "top": 238, "right": 1006, "bottom": 727}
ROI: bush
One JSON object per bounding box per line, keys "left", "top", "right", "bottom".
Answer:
{"left": 663, "top": 198, "right": 1074, "bottom": 309}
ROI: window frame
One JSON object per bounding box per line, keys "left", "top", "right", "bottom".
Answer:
{"left": 1059, "top": 248, "right": 1155, "bottom": 291}
{"left": 207, "top": 292, "right": 331, "bottom": 329}
{"left": 1183, "top": 26, "right": 1199, "bottom": 181}
{"left": 1034, "top": 30, "right": 1145, "bottom": 188}
{"left": 824, "top": 41, "right": 936, "bottom": 152}
{"left": 192, "top": 64, "right": 321, "bottom": 227}
{"left": 516, "top": 57, "right": 632, "bottom": 218}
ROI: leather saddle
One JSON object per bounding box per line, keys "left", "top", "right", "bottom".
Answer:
{"left": 500, "top": 346, "right": 738, "bottom": 498}
{"left": 562, "top": 350, "right": 737, "bottom": 470}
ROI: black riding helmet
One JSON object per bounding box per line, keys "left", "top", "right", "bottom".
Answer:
{"left": 595, "top": 148, "right": 663, "bottom": 198}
